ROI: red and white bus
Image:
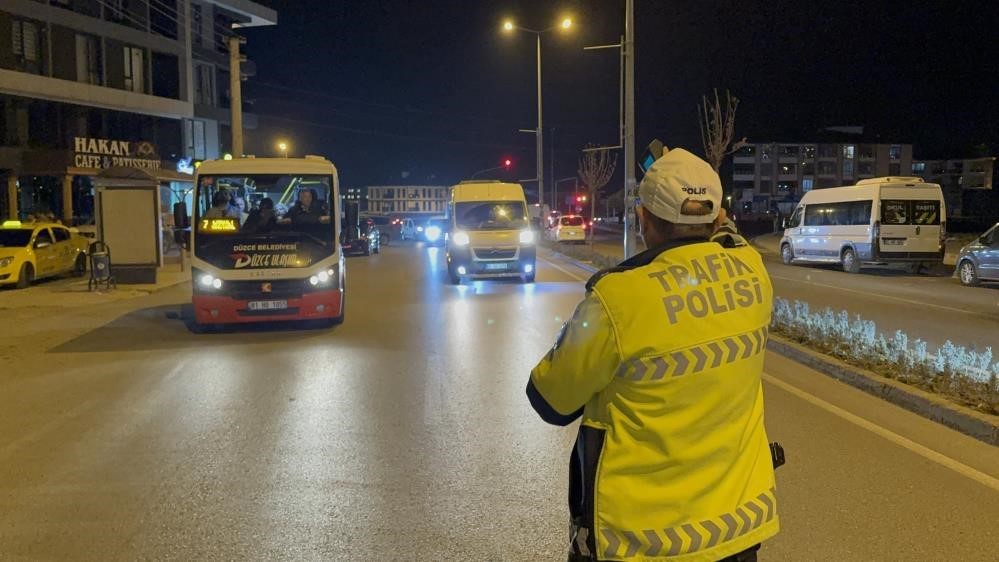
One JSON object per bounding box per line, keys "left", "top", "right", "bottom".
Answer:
{"left": 189, "top": 156, "right": 345, "bottom": 329}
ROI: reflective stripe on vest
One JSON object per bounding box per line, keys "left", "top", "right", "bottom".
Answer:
{"left": 615, "top": 327, "right": 769, "bottom": 381}
{"left": 601, "top": 488, "right": 777, "bottom": 558}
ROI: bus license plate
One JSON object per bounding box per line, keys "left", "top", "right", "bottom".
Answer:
{"left": 248, "top": 300, "right": 288, "bottom": 311}
{"left": 484, "top": 263, "right": 508, "bottom": 271}
{"left": 882, "top": 238, "right": 905, "bottom": 246}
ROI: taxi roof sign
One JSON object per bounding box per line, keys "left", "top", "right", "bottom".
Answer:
{"left": 2, "top": 220, "right": 23, "bottom": 228}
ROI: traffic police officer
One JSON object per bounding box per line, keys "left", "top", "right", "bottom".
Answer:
{"left": 527, "top": 148, "right": 779, "bottom": 562}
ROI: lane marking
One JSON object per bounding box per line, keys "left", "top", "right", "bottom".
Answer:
{"left": 769, "top": 274, "right": 992, "bottom": 317}
{"left": 763, "top": 373, "right": 999, "bottom": 493}
{"left": 540, "top": 253, "right": 589, "bottom": 282}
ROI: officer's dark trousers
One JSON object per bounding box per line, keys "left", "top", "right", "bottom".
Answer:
{"left": 567, "top": 543, "right": 760, "bottom": 562}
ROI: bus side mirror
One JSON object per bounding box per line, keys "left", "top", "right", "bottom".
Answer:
{"left": 173, "top": 202, "right": 190, "bottom": 229}
{"left": 173, "top": 202, "right": 190, "bottom": 247}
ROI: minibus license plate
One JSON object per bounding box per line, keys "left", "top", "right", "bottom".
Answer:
{"left": 249, "top": 300, "right": 288, "bottom": 310}
{"left": 882, "top": 238, "right": 905, "bottom": 246}
{"left": 485, "top": 263, "right": 508, "bottom": 271}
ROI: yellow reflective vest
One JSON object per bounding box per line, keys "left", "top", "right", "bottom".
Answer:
{"left": 529, "top": 235, "right": 778, "bottom": 561}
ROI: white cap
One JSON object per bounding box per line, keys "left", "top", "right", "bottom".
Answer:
{"left": 638, "top": 148, "right": 722, "bottom": 224}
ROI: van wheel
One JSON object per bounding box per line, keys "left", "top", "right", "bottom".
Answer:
{"left": 780, "top": 244, "right": 794, "bottom": 265}
{"left": 958, "top": 260, "right": 980, "bottom": 286}
{"left": 841, "top": 248, "right": 861, "bottom": 274}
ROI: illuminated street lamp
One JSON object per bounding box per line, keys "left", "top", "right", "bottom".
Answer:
{"left": 277, "top": 141, "right": 289, "bottom": 158}
{"left": 500, "top": 16, "right": 574, "bottom": 209}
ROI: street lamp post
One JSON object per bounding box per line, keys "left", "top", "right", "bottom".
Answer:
{"left": 502, "top": 17, "right": 573, "bottom": 211}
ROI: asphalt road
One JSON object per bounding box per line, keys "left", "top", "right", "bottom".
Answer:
{"left": 1, "top": 242, "right": 997, "bottom": 560}
{"left": 585, "top": 230, "right": 998, "bottom": 351}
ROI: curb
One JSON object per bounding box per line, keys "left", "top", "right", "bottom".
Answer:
{"left": 539, "top": 245, "right": 600, "bottom": 274}
{"left": 767, "top": 335, "right": 999, "bottom": 447}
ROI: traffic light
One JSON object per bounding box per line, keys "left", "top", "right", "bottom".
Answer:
{"left": 503, "top": 158, "right": 512, "bottom": 169}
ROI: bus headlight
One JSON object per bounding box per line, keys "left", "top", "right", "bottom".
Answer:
{"left": 519, "top": 230, "right": 535, "bottom": 244}
{"left": 199, "top": 273, "right": 222, "bottom": 290}
{"left": 310, "top": 268, "right": 337, "bottom": 287}
{"left": 452, "top": 231, "right": 470, "bottom": 246}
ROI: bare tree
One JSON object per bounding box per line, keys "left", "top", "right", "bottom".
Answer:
{"left": 578, "top": 144, "right": 618, "bottom": 242}
{"left": 698, "top": 88, "right": 747, "bottom": 172}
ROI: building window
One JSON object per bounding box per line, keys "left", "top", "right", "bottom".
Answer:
{"left": 818, "top": 144, "right": 837, "bottom": 158}
{"left": 889, "top": 163, "right": 901, "bottom": 175}
{"left": 842, "top": 145, "right": 855, "bottom": 159}
{"left": 858, "top": 162, "right": 874, "bottom": 176}
{"left": 817, "top": 161, "right": 836, "bottom": 175}
{"left": 843, "top": 160, "right": 855, "bottom": 177}
{"left": 123, "top": 46, "right": 145, "bottom": 93}
{"left": 11, "top": 20, "right": 43, "bottom": 73}
{"left": 192, "top": 4, "right": 204, "bottom": 46}
{"left": 912, "top": 162, "right": 926, "bottom": 173}
{"left": 733, "top": 163, "right": 756, "bottom": 176}
{"left": 801, "top": 162, "right": 815, "bottom": 175}
{"left": 759, "top": 163, "right": 772, "bottom": 178}
{"left": 75, "top": 34, "right": 102, "bottom": 85}
{"left": 889, "top": 145, "right": 902, "bottom": 160}
{"left": 780, "top": 145, "right": 799, "bottom": 157}
{"left": 776, "top": 181, "right": 797, "bottom": 195}
{"left": 802, "top": 178, "right": 814, "bottom": 192}
{"left": 859, "top": 145, "right": 875, "bottom": 159}
{"left": 734, "top": 145, "right": 756, "bottom": 157}
{"left": 760, "top": 145, "right": 772, "bottom": 160}
{"left": 107, "top": 0, "right": 126, "bottom": 22}
{"left": 779, "top": 163, "right": 796, "bottom": 176}
{"left": 803, "top": 146, "right": 816, "bottom": 159}
{"left": 194, "top": 62, "right": 216, "bottom": 105}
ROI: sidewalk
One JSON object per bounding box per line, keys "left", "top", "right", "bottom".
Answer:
{"left": 0, "top": 261, "right": 190, "bottom": 311}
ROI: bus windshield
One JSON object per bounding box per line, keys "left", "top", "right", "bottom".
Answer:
{"left": 194, "top": 174, "right": 337, "bottom": 270}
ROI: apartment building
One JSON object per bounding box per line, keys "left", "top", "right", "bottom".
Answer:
{"left": 912, "top": 157, "right": 995, "bottom": 217}
{"left": 0, "top": 0, "right": 276, "bottom": 224}
{"left": 732, "top": 141, "right": 913, "bottom": 214}
{"left": 365, "top": 185, "right": 450, "bottom": 216}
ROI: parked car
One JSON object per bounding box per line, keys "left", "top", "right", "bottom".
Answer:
{"left": 551, "top": 215, "right": 587, "bottom": 243}
{"left": 360, "top": 215, "right": 396, "bottom": 245}
{"left": 401, "top": 218, "right": 420, "bottom": 240}
{"left": 956, "top": 222, "right": 999, "bottom": 286}
{"left": 0, "top": 220, "right": 89, "bottom": 289}
{"left": 341, "top": 222, "right": 381, "bottom": 256}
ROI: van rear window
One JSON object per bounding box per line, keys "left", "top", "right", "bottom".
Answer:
{"left": 881, "top": 200, "right": 940, "bottom": 225}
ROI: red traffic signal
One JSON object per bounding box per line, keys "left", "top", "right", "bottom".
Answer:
{"left": 503, "top": 158, "right": 512, "bottom": 168}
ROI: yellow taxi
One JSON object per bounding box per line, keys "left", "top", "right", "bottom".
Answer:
{"left": 0, "top": 220, "right": 90, "bottom": 289}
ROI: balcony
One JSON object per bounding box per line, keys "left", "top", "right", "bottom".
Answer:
{"left": 0, "top": 68, "right": 192, "bottom": 119}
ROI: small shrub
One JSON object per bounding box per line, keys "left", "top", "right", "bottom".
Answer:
{"left": 771, "top": 298, "right": 999, "bottom": 415}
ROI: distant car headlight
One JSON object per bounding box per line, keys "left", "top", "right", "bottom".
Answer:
{"left": 425, "top": 226, "right": 442, "bottom": 242}
{"left": 417, "top": 226, "right": 424, "bottom": 232}
{"left": 452, "top": 231, "right": 470, "bottom": 246}
{"left": 519, "top": 230, "right": 535, "bottom": 244}
{"left": 0, "top": 257, "right": 12, "bottom": 268}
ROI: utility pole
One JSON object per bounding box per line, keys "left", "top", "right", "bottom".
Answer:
{"left": 535, "top": 33, "right": 545, "bottom": 211}
{"left": 622, "top": 0, "right": 637, "bottom": 258}
{"left": 228, "top": 35, "right": 246, "bottom": 158}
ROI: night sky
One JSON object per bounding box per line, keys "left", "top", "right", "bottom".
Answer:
{"left": 240, "top": 1, "right": 999, "bottom": 191}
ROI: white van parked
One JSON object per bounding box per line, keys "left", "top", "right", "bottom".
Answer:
{"left": 780, "top": 177, "right": 946, "bottom": 273}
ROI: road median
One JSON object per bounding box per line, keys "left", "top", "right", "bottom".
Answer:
{"left": 767, "top": 335, "right": 999, "bottom": 446}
